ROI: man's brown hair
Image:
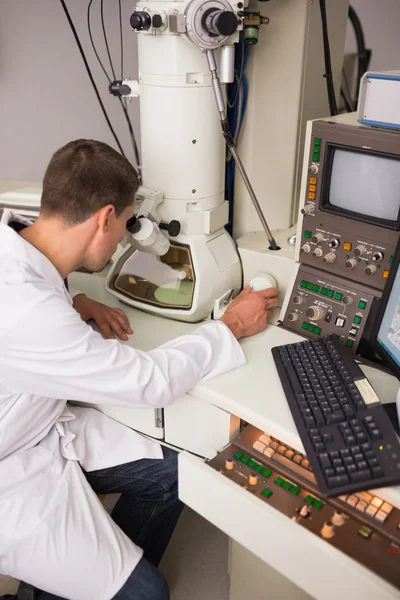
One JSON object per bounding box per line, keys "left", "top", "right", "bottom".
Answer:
{"left": 40, "top": 139, "right": 139, "bottom": 224}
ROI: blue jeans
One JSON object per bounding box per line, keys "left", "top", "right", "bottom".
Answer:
{"left": 11, "top": 446, "right": 183, "bottom": 600}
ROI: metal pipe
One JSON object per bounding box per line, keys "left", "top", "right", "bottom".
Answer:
{"left": 205, "top": 50, "right": 280, "bottom": 250}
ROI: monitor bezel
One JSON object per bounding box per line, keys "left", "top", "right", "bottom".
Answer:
{"left": 320, "top": 144, "right": 400, "bottom": 231}
{"left": 371, "top": 235, "right": 400, "bottom": 380}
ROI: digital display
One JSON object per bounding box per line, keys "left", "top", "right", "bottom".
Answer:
{"left": 329, "top": 149, "right": 400, "bottom": 222}
{"left": 377, "top": 259, "right": 400, "bottom": 371}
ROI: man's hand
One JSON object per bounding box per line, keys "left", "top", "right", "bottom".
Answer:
{"left": 73, "top": 295, "right": 133, "bottom": 341}
{"left": 220, "top": 285, "right": 279, "bottom": 340}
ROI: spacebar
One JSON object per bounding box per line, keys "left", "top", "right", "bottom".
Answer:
{"left": 271, "top": 453, "right": 316, "bottom": 484}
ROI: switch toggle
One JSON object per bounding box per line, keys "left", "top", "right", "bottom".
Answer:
{"left": 335, "top": 317, "right": 346, "bottom": 327}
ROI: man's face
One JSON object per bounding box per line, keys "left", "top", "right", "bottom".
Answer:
{"left": 82, "top": 204, "right": 135, "bottom": 273}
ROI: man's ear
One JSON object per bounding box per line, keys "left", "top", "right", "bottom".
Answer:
{"left": 98, "top": 205, "right": 115, "bottom": 233}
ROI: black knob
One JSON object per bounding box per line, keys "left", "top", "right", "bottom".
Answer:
{"left": 214, "top": 11, "right": 238, "bottom": 36}
{"left": 130, "top": 11, "right": 151, "bottom": 31}
{"left": 202, "top": 9, "right": 237, "bottom": 37}
{"left": 152, "top": 14, "right": 163, "bottom": 28}
{"left": 159, "top": 220, "right": 181, "bottom": 237}
{"left": 168, "top": 220, "right": 181, "bottom": 237}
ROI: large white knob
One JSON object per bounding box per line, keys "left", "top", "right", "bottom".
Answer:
{"left": 306, "top": 306, "right": 324, "bottom": 321}
{"left": 312, "top": 248, "right": 323, "bottom": 258}
{"left": 308, "top": 164, "right": 319, "bottom": 175}
{"left": 323, "top": 252, "right": 336, "bottom": 264}
{"left": 249, "top": 273, "right": 277, "bottom": 292}
{"left": 225, "top": 459, "right": 234, "bottom": 471}
{"left": 301, "top": 244, "right": 311, "bottom": 254}
{"left": 345, "top": 258, "right": 357, "bottom": 270}
{"left": 331, "top": 511, "right": 346, "bottom": 527}
{"left": 321, "top": 521, "right": 335, "bottom": 539}
{"left": 301, "top": 204, "right": 315, "bottom": 215}
{"left": 288, "top": 312, "right": 299, "bottom": 322}
{"left": 312, "top": 233, "right": 324, "bottom": 244}
{"left": 365, "top": 264, "right": 377, "bottom": 276}
{"left": 354, "top": 245, "right": 367, "bottom": 257}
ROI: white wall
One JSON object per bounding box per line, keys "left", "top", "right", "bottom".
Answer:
{"left": 0, "top": 0, "right": 140, "bottom": 181}
{"left": 345, "top": 0, "right": 400, "bottom": 71}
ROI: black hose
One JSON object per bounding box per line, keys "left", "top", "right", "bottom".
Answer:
{"left": 348, "top": 5, "right": 371, "bottom": 108}
{"left": 319, "top": 0, "right": 338, "bottom": 116}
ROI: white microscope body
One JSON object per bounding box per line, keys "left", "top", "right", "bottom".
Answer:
{"left": 105, "top": 0, "right": 246, "bottom": 322}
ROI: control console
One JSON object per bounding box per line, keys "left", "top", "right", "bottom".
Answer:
{"left": 209, "top": 425, "right": 400, "bottom": 590}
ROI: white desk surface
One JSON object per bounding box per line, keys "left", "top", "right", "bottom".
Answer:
{"left": 70, "top": 271, "right": 400, "bottom": 508}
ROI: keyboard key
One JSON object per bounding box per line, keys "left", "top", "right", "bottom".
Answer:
{"left": 365, "top": 505, "right": 378, "bottom": 517}
{"left": 285, "top": 450, "right": 295, "bottom": 460}
{"left": 356, "top": 500, "right": 368, "bottom": 512}
{"left": 328, "top": 475, "right": 349, "bottom": 488}
{"left": 325, "top": 468, "right": 335, "bottom": 477}
{"left": 370, "top": 429, "right": 383, "bottom": 441}
{"left": 319, "top": 454, "right": 331, "bottom": 469}
{"left": 323, "top": 433, "right": 334, "bottom": 443}
{"left": 381, "top": 502, "right": 393, "bottom": 515}
{"left": 353, "top": 453, "right": 363, "bottom": 463}
{"left": 278, "top": 445, "right": 288, "bottom": 455}
{"left": 368, "top": 458, "right": 379, "bottom": 468}
{"left": 371, "top": 497, "right": 383, "bottom": 508}
{"left": 356, "top": 491, "right": 373, "bottom": 503}
{"left": 340, "top": 449, "right": 350, "bottom": 457}
{"left": 293, "top": 455, "right": 303, "bottom": 464}
{"left": 361, "top": 443, "right": 372, "bottom": 452}
{"left": 345, "top": 435, "right": 356, "bottom": 446}
{"left": 365, "top": 450, "right": 375, "bottom": 459}
{"left": 344, "top": 457, "right": 354, "bottom": 466}
{"left": 350, "top": 469, "right": 371, "bottom": 483}
{"left": 347, "top": 495, "right": 358, "bottom": 507}
{"left": 333, "top": 458, "right": 343, "bottom": 468}
{"left": 305, "top": 417, "right": 316, "bottom": 429}
{"left": 347, "top": 464, "right": 357, "bottom": 474}
{"left": 375, "top": 509, "right": 388, "bottom": 523}
{"left": 315, "top": 443, "right": 325, "bottom": 453}
{"left": 336, "top": 467, "right": 346, "bottom": 476}
{"left": 329, "top": 451, "right": 339, "bottom": 459}
{"left": 357, "top": 461, "right": 368, "bottom": 471}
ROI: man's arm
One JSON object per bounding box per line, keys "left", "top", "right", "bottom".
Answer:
{"left": 0, "top": 285, "right": 245, "bottom": 409}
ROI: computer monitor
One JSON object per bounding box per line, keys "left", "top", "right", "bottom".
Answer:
{"left": 373, "top": 236, "right": 400, "bottom": 380}
{"left": 322, "top": 146, "right": 400, "bottom": 229}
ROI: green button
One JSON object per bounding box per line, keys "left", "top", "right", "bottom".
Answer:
{"left": 234, "top": 451, "right": 242, "bottom": 459}
{"left": 241, "top": 456, "right": 249, "bottom": 464}
{"left": 335, "top": 292, "right": 343, "bottom": 301}
{"left": 304, "top": 230, "right": 312, "bottom": 239}
{"left": 302, "top": 322, "right": 309, "bottom": 330}
{"left": 314, "top": 138, "right": 321, "bottom": 146}
{"left": 313, "top": 499, "right": 324, "bottom": 509}
{"left": 263, "top": 469, "right": 272, "bottom": 478}
{"left": 305, "top": 495, "right": 314, "bottom": 504}
{"left": 312, "top": 153, "right": 320, "bottom": 162}
{"left": 326, "top": 290, "right": 334, "bottom": 298}
{"left": 308, "top": 324, "right": 315, "bottom": 333}
{"left": 283, "top": 481, "right": 292, "bottom": 491}
{"left": 248, "top": 460, "right": 256, "bottom": 469}
{"left": 359, "top": 526, "right": 372, "bottom": 539}
{"left": 275, "top": 476, "right": 284, "bottom": 486}
{"left": 306, "top": 283, "right": 313, "bottom": 290}
{"left": 255, "top": 464, "right": 264, "bottom": 473}
{"left": 262, "top": 488, "right": 273, "bottom": 498}
{"left": 314, "top": 326, "right": 321, "bottom": 335}
{"left": 321, "top": 288, "right": 327, "bottom": 295}
{"left": 354, "top": 316, "right": 362, "bottom": 324}
{"left": 346, "top": 340, "right": 354, "bottom": 348}
{"left": 312, "top": 285, "right": 320, "bottom": 292}
{"left": 358, "top": 301, "right": 366, "bottom": 309}
{"left": 313, "top": 146, "right": 320, "bottom": 155}
{"left": 300, "top": 280, "right": 308, "bottom": 288}
{"left": 290, "top": 486, "right": 301, "bottom": 496}
{"left": 390, "top": 255, "right": 394, "bottom": 263}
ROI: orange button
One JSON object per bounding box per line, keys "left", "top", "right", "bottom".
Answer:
{"left": 309, "top": 177, "right": 317, "bottom": 185}
{"left": 309, "top": 184, "right": 316, "bottom": 192}
{"left": 344, "top": 242, "right": 352, "bottom": 251}
{"left": 308, "top": 192, "right": 316, "bottom": 200}
{"left": 384, "top": 270, "right": 389, "bottom": 278}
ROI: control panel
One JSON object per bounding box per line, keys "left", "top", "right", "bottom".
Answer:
{"left": 280, "top": 264, "right": 381, "bottom": 352}
{"left": 209, "top": 425, "right": 400, "bottom": 590}
{"left": 299, "top": 220, "right": 396, "bottom": 292}
{"left": 298, "top": 119, "right": 399, "bottom": 293}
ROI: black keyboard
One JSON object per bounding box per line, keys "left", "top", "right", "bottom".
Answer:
{"left": 272, "top": 335, "right": 400, "bottom": 496}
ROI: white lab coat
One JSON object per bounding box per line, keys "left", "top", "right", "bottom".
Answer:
{"left": 0, "top": 210, "right": 245, "bottom": 599}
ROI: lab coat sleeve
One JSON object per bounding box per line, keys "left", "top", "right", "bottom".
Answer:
{"left": 0, "top": 286, "right": 245, "bottom": 408}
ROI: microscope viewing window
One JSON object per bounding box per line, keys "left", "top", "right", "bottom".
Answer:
{"left": 320, "top": 144, "right": 400, "bottom": 230}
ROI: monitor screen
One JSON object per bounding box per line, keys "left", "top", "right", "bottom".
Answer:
{"left": 376, "top": 243, "right": 400, "bottom": 379}
{"left": 328, "top": 149, "right": 400, "bottom": 223}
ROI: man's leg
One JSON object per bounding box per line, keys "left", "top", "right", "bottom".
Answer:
{"left": 34, "top": 557, "right": 169, "bottom": 600}
{"left": 84, "top": 446, "right": 183, "bottom": 567}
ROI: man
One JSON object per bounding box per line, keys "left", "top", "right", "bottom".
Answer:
{"left": 0, "top": 140, "right": 278, "bottom": 600}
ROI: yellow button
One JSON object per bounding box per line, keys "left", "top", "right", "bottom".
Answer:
{"left": 308, "top": 192, "right": 316, "bottom": 200}
{"left": 309, "top": 177, "right": 317, "bottom": 185}
{"left": 344, "top": 242, "right": 352, "bottom": 251}
{"left": 384, "top": 270, "right": 389, "bottom": 278}
{"left": 309, "top": 185, "right": 316, "bottom": 192}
